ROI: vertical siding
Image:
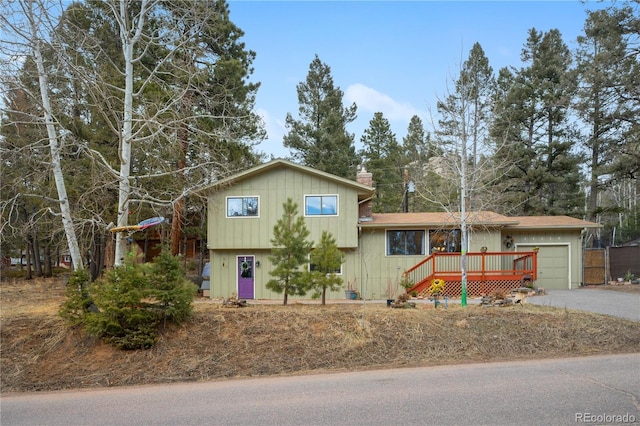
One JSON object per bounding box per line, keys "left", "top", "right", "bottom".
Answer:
{"left": 206, "top": 164, "right": 369, "bottom": 300}
{"left": 208, "top": 168, "right": 361, "bottom": 250}
{"left": 207, "top": 226, "right": 586, "bottom": 299}
{"left": 358, "top": 228, "right": 424, "bottom": 299}
{"left": 208, "top": 248, "right": 361, "bottom": 301}
{"left": 468, "top": 228, "right": 502, "bottom": 251}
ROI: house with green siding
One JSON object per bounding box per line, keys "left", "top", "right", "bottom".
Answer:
{"left": 203, "top": 159, "right": 601, "bottom": 300}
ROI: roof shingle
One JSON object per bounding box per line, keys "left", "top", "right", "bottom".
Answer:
{"left": 360, "top": 212, "right": 601, "bottom": 229}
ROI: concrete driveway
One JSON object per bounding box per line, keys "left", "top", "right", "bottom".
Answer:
{"left": 528, "top": 288, "right": 640, "bottom": 322}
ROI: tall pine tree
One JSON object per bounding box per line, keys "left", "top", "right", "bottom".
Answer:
{"left": 284, "top": 55, "right": 358, "bottom": 178}
{"left": 402, "top": 115, "right": 440, "bottom": 212}
{"left": 576, "top": 5, "right": 640, "bottom": 245}
{"left": 359, "top": 112, "right": 404, "bottom": 213}
{"left": 492, "top": 29, "right": 584, "bottom": 216}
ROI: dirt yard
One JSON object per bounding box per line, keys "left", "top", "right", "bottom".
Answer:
{"left": 2, "top": 276, "right": 639, "bottom": 394}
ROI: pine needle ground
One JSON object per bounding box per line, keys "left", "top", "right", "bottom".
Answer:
{"left": 2, "top": 277, "right": 639, "bottom": 393}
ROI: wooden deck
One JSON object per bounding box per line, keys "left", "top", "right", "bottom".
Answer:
{"left": 405, "top": 251, "right": 538, "bottom": 297}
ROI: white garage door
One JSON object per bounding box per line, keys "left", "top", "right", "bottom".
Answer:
{"left": 533, "top": 245, "right": 570, "bottom": 290}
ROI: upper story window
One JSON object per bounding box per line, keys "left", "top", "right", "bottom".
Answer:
{"left": 305, "top": 195, "right": 338, "bottom": 216}
{"left": 386, "top": 230, "right": 425, "bottom": 256}
{"left": 226, "top": 196, "right": 259, "bottom": 217}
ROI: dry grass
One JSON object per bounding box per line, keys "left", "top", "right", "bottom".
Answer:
{"left": 1, "top": 276, "right": 639, "bottom": 394}
{"left": 590, "top": 283, "right": 640, "bottom": 294}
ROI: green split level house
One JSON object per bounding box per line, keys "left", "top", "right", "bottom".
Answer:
{"left": 203, "top": 159, "right": 601, "bottom": 300}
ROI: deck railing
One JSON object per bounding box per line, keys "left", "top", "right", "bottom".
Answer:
{"left": 404, "top": 251, "right": 538, "bottom": 297}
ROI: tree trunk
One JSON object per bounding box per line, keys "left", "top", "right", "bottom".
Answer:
{"left": 171, "top": 199, "right": 183, "bottom": 256}
{"left": 43, "top": 244, "right": 52, "bottom": 278}
{"left": 89, "top": 232, "right": 105, "bottom": 281}
{"left": 114, "top": 40, "right": 134, "bottom": 266}
{"left": 171, "top": 107, "right": 190, "bottom": 257}
{"left": 24, "top": 240, "right": 32, "bottom": 280}
{"left": 31, "top": 232, "right": 42, "bottom": 277}
{"left": 96, "top": 234, "right": 105, "bottom": 280}
{"left": 460, "top": 116, "right": 469, "bottom": 307}
{"left": 114, "top": 0, "right": 150, "bottom": 266}
{"left": 143, "top": 232, "right": 149, "bottom": 263}
{"left": 28, "top": 3, "right": 83, "bottom": 271}
{"left": 588, "top": 114, "right": 601, "bottom": 248}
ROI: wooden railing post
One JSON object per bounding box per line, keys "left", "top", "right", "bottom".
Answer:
{"left": 481, "top": 251, "right": 486, "bottom": 294}
{"left": 432, "top": 254, "right": 436, "bottom": 280}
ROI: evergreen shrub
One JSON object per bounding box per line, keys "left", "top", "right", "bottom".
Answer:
{"left": 60, "top": 251, "right": 196, "bottom": 350}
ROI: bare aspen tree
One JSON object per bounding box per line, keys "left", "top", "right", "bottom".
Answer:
{"left": 3, "top": 0, "right": 264, "bottom": 269}
{"left": 0, "top": 0, "right": 84, "bottom": 270}
{"left": 75, "top": 0, "right": 263, "bottom": 266}
{"left": 426, "top": 43, "right": 512, "bottom": 305}
{"left": 109, "top": 0, "right": 151, "bottom": 266}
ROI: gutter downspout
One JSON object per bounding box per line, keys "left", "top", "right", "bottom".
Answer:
{"left": 358, "top": 195, "right": 375, "bottom": 207}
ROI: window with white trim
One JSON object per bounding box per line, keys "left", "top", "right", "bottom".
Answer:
{"left": 305, "top": 195, "right": 338, "bottom": 216}
{"left": 226, "top": 196, "right": 259, "bottom": 217}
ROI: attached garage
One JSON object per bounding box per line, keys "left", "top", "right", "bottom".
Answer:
{"left": 508, "top": 216, "right": 601, "bottom": 291}
{"left": 518, "top": 244, "right": 571, "bottom": 290}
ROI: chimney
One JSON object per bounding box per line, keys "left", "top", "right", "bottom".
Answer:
{"left": 357, "top": 165, "right": 373, "bottom": 187}
{"left": 357, "top": 166, "right": 373, "bottom": 220}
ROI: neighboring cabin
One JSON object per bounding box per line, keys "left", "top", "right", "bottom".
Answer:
{"left": 203, "top": 159, "right": 601, "bottom": 300}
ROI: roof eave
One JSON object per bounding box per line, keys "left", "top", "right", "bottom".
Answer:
{"left": 359, "top": 220, "right": 520, "bottom": 228}
{"left": 504, "top": 224, "right": 603, "bottom": 230}
{"left": 199, "top": 158, "right": 376, "bottom": 196}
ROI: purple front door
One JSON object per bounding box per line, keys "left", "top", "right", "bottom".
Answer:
{"left": 237, "top": 256, "right": 255, "bottom": 299}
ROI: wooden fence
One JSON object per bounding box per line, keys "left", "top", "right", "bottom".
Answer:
{"left": 584, "top": 246, "right": 638, "bottom": 285}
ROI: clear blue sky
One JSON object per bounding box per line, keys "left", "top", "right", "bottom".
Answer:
{"left": 227, "top": 1, "right": 612, "bottom": 159}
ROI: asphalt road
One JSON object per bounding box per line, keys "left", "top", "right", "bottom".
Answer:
{"left": 2, "top": 353, "right": 639, "bottom": 426}
{"left": 528, "top": 289, "right": 640, "bottom": 322}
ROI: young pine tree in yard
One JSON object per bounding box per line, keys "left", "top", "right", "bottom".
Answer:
{"left": 309, "top": 231, "right": 345, "bottom": 305}
{"left": 147, "top": 249, "right": 198, "bottom": 327}
{"left": 84, "top": 257, "right": 160, "bottom": 350}
{"left": 267, "top": 198, "right": 313, "bottom": 305}
{"left": 59, "top": 269, "right": 94, "bottom": 325}
{"left": 79, "top": 252, "right": 196, "bottom": 350}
